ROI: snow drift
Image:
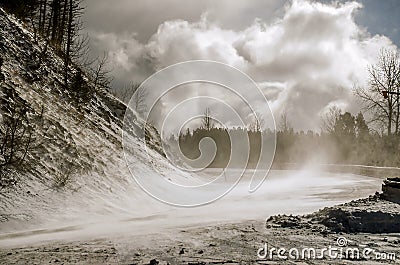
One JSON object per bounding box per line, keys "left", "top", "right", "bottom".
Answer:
{"left": 0, "top": 8, "right": 192, "bottom": 232}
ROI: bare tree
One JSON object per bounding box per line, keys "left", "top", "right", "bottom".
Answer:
{"left": 131, "top": 83, "right": 148, "bottom": 115}
{"left": 0, "top": 96, "right": 35, "bottom": 173}
{"left": 52, "top": 157, "right": 80, "bottom": 190}
{"left": 64, "top": 0, "right": 88, "bottom": 87}
{"left": 355, "top": 48, "right": 400, "bottom": 136}
{"left": 278, "top": 110, "right": 291, "bottom": 133}
{"left": 201, "top": 108, "right": 214, "bottom": 131}
{"left": 91, "top": 52, "right": 113, "bottom": 90}
{"left": 249, "top": 112, "right": 265, "bottom": 132}
{"left": 114, "top": 82, "right": 148, "bottom": 114}
{"left": 321, "top": 106, "right": 342, "bottom": 134}
{"left": 38, "top": 0, "right": 48, "bottom": 35}
{"left": 112, "top": 82, "right": 137, "bottom": 103}
{"left": 4, "top": 0, "right": 91, "bottom": 90}
{"left": 112, "top": 82, "right": 133, "bottom": 103}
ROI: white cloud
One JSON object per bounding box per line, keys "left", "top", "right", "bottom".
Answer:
{"left": 89, "top": 0, "right": 397, "bottom": 131}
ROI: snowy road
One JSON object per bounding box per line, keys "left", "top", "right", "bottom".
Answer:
{"left": 0, "top": 169, "right": 382, "bottom": 248}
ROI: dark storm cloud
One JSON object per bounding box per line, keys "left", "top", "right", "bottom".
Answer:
{"left": 84, "top": 0, "right": 285, "bottom": 43}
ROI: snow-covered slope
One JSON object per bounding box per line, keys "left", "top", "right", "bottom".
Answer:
{"left": 0, "top": 8, "right": 192, "bottom": 231}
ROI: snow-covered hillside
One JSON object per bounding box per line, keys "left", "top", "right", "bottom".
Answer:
{"left": 0, "top": 8, "right": 192, "bottom": 231}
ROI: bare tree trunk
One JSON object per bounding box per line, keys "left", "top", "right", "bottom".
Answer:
{"left": 64, "top": 0, "right": 73, "bottom": 88}
{"left": 51, "top": 0, "right": 60, "bottom": 44}
{"left": 46, "top": 0, "right": 53, "bottom": 38}
{"left": 396, "top": 85, "right": 400, "bottom": 135}
{"left": 38, "top": 0, "right": 43, "bottom": 33}
{"left": 57, "top": 0, "right": 67, "bottom": 50}
{"left": 202, "top": 108, "right": 214, "bottom": 131}
{"left": 388, "top": 101, "right": 392, "bottom": 136}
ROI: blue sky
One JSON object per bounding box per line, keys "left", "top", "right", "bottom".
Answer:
{"left": 333, "top": 0, "right": 400, "bottom": 46}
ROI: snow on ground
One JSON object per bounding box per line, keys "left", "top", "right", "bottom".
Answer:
{"left": 1, "top": 8, "right": 397, "bottom": 265}
{"left": 0, "top": 7, "right": 193, "bottom": 233}
{"left": 0, "top": 169, "right": 383, "bottom": 249}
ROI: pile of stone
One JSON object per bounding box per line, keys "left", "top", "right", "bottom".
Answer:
{"left": 267, "top": 194, "right": 400, "bottom": 234}
{"left": 382, "top": 177, "right": 400, "bottom": 203}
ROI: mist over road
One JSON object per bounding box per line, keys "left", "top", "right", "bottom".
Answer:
{"left": 0, "top": 169, "right": 382, "bottom": 248}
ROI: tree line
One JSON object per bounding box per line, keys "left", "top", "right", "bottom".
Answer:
{"left": 172, "top": 109, "right": 400, "bottom": 168}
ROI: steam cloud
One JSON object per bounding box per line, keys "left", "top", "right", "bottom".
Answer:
{"left": 88, "top": 0, "right": 397, "bottom": 131}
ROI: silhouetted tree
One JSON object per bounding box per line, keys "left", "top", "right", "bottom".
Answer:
{"left": 0, "top": 0, "right": 38, "bottom": 19}
{"left": 279, "top": 110, "right": 292, "bottom": 133}
{"left": 70, "top": 69, "right": 91, "bottom": 103}
{"left": 355, "top": 112, "right": 369, "bottom": 139}
{"left": 334, "top": 112, "right": 356, "bottom": 138}
{"left": 322, "top": 106, "right": 342, "bottom": 134}
{"left": 0, "top": 88, "right": 40, "bottom": 188}
{"left": 91, "top": 52, "right": 113, "bottom": 90}
{"left": 355, "top": 48, "right": 400, "bottom": 136}
{"left": 202, "top": 108, "right": 214, "bottom": 131}
{"left": 249, "top": 112, "right": 264, "bottom": 132}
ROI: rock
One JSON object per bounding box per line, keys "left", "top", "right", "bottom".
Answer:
{"left": 382, "top": 178, "right": 400, "bottom": 203}
{"left": 149, "top": 259, "right": 159, "bottom": 265}
{"left": 94, "top": 248, "right": 103, "bottom": 253}
{"left": 179, "top": 248, "right": 185, "bottom": 255}
{"left": 266, "top": 214, "right": 302, "bottom": 228}
{"left": 367, "top": 242, "right": 379, "bottom": 247}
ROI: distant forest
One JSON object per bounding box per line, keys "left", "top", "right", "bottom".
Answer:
{"left": 172, "top": 110, "right": 400, "bottom": 168}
